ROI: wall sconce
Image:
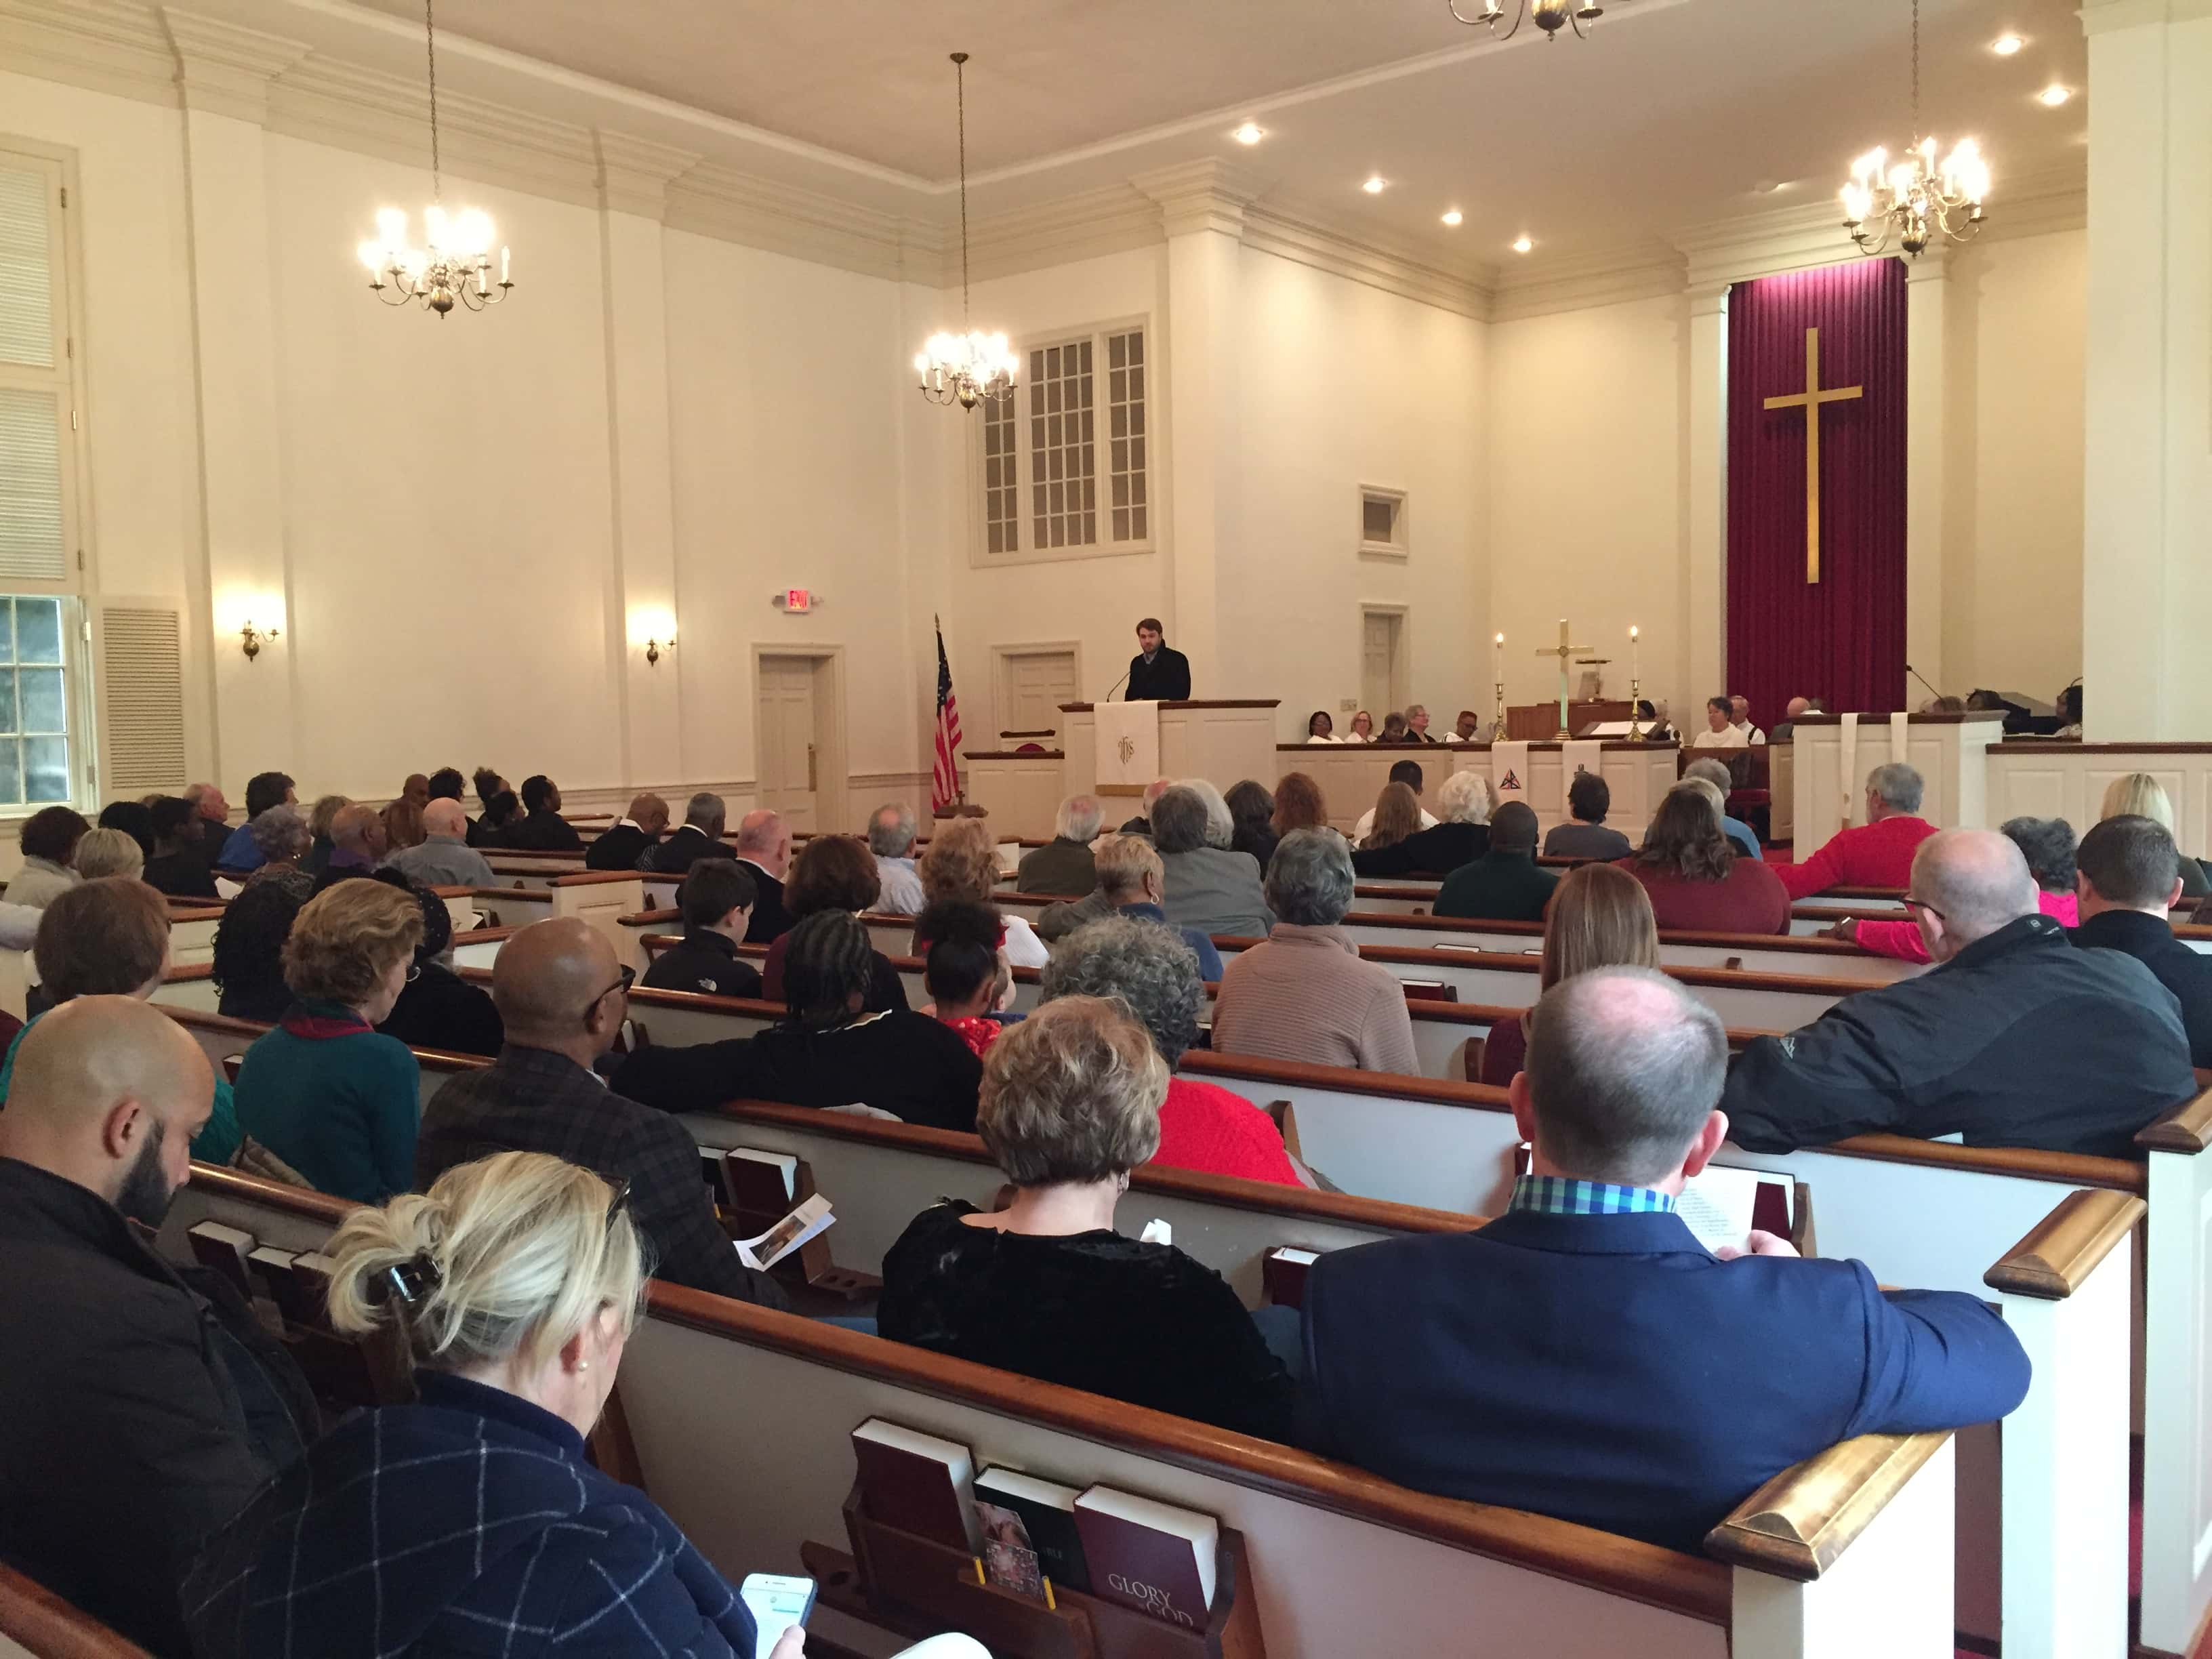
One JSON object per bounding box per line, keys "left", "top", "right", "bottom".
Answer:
{"left": 644, "top": 632, "right": 675, "bottom": 668}
{"left": 239, "top": 620, "right": 280, "bottom": 662}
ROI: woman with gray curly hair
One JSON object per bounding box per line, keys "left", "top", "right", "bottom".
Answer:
{"left": 876, "top": 996, "right": 1295, "bottom": 1441}
{"left": 1042, "top": 916, "right": 1298, "bottom": 1186}
{"left": 243, "top": 804, "right": 312, "bottom": 886}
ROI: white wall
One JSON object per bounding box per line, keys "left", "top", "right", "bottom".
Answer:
{"left": 1487, "top": 293, "right": 1685, "bottom": 720}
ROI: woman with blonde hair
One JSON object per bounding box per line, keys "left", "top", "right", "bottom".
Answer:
{"left": 184, "top": 1152, "right": 806, "bottom": 1658}
{"left": 2102, "top": 773, "right": 2211, "bottom": 899}
{"left": 1344, "top": 710, "right": 1376, "bottom": 743}
{"left": 232, "top": 878, "right": 424, "bottom": 1201}
{"left": 70, "top": 826, "right": 144, "bottom": 882}
{"left": 1478, "top": 863, "right": 1660, "bottom": 1084}
{"left": 1359, "top": 781, "right": 1423, "bottom": 851}
{"left": 918, "top": 815, "right": 1046, "bottom": 967}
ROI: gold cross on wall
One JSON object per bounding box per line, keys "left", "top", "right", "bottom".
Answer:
{"left": 1762, "top": 326, "right": 1863, "bottom": 584}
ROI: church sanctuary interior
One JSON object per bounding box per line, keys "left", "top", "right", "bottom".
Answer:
{"left": 6, "top": 2, "right": 2212, "bottom": 1658}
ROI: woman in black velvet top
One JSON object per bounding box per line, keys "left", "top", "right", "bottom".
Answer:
{"left": 878, "top": 997, "right": 1295, "bottom": 1443}
{"left": 612, "top": 909, "right": 981, "bottom": 1130}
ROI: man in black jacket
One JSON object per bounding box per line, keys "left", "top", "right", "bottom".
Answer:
{"left": 1725, "top": 828, "right": 2198, "bottom": 1157}
{"left": 586, "top": 790, "right": 669, "bottom": 871}
{"left": 1124, "top": 617, "right": 1191, "bottom": 701}
{"left": 729, "top": 807, "right": 796, "bottom": 942}
{"left": 2072, "top": 815, "right": 2212, "bottom": 1067}
{"left": 415, "top": 919, "right": 785, "bottom": 1309}
{"left": 502, "top": 775, "right": 584, "bottom": 851}
{"left": 646, "top": 790, "right": 731, "bottom": 876}
{"left": 0, "top": 998, "right": 315, "bottom": 1656}
{"left": 641, "top": 859, "right": 764, "bottom": 1001}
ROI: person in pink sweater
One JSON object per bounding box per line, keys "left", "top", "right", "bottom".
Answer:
{"left": 1835, "top": 816, "right": 2080, "bottom": 962}
{"left": 1777, "top": 762, "right": 1938, "bottom": 898}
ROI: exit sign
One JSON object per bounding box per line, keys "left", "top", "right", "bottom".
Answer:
{"left": 783, "top": 588, "right": 812, "bottom": 613}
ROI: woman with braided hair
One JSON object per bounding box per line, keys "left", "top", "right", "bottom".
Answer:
{"left": 613, "top": 909, "right": 983, "bottom": 1130}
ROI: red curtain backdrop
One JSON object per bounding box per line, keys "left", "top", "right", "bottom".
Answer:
{"left": 1725, "top": 258, "right": 1907, "bottom": 726}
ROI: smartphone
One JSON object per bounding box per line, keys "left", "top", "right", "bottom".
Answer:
{"left": 740, "top": 1574, "right": 816, "bottom": 1659}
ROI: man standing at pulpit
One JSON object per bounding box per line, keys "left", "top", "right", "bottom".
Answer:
{"left": 1126, "top": 618, "right": 1191, "bottom": 701}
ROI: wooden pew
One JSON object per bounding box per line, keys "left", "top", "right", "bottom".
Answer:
{"left": 0, "top": 1561, "right": 154, "bottom": 1658}
{"left": 461, "top": 874, "right": 642, "bottom": 964}
{"left": 156, "top": 1166, "right": 1961, "bottom": 1659}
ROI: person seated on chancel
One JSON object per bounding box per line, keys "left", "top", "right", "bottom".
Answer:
{"left": 1688, "top": 695, "right": 1747, "bottom": 751}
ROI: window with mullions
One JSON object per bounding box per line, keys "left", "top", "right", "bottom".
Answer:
{"left": 973, "top": 321, "right": 1150, "bottom": 564}
{"left": 0, "top": 596, "right": 73, "bottom": 804}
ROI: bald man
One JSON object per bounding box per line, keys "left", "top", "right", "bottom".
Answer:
{"left": 585, "top": 791, "right": 670, "bottom": 872}
{"left": 729, "top": 807, "right": 794, "bottom": 942}
{"left": 0, "top": 998, "right": 314, "bottom": 1655}
{"left": 1725, "top": 828, "right": 2198, "bottom": 1156}
{"left": 386, "top": 796, "right": 497, "bottom": 888}
{"left": 326, "top": 801, "right": 389, "bottom": 875}
{"left": 415, "top": 919, "right": 785, "bottom": 1309}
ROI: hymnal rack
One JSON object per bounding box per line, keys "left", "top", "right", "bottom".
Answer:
{"left": 704, "top": 1146, "right": 879, "bottom": 1305}
{"left": 804, "top": 1486, "right": 1265, "bottom": 1659}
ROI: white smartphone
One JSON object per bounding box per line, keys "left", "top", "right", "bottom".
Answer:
{"left": 740, "top": 1573, "right": 816, "bottom": 1659}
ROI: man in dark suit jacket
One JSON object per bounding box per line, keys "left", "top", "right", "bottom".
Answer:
{"left": 586, "top": 791, "right": 669, "bottom": 871}
{"left": 2072, "top": 815, "right": 2212, "bottom": 1067}
{"left": 414, "top": 918, "right": 783, "bottom": 1307}
{"left": 729, "top": 806, "right": 796, "bottom": 943}
{"left": 1299, "top": 965, "right": 2032, "bottom": 1553}
{"left": 502, "top": 775, "right": 584, "bottom": 852}
{"left": 1124, "top": 617, "right": 1191, "bottom": 702}
{"left": 1433, "top": 800, "right": 1557, "bottom": 920}
{"left": 645, "top": 790, "right": 730, "bottom": 876}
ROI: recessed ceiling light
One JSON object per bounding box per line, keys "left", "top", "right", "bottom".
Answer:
{"left": 1512, "top": 234, "right": 1534, "bottom": 254}
{"left": 1231, "top": 122, "right": 1265, "bottom": 146}
{"left": 2037, "top": 83, "right": 2072, "bottom": 106}
{"left": 1990, "top": 33, "right": 2025, "bottom": 56}
{"left": 1441, "top": 209, "right": 1463, "bottom": 226}
{"left": 1362, "top": 176, "right": 1388, "bottom": 194}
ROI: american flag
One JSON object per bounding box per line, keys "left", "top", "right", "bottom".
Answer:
{"left": 931, "top": 618, "right": 963, "bottom": 813}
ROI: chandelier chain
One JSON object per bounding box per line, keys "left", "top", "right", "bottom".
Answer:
{"left": 424, "top": 0, "right": 442, "bottom": 202}
{"left": 1910, "top": 0, "right": 1920, "bottom": 139}
{"left": 956, "top": 54, "right": 971, "bottom": 327}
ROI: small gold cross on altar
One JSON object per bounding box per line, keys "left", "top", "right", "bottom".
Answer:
{"left": 1762, "top": 326, "right": 1863, "bottom": 585}
{"left": 1534, "top": 617, "right": 1590, "bottom": 739}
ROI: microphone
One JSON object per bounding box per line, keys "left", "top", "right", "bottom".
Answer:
{"left": 1104, "top": 668, "right": 1131, "bottom": 703}
{"left": 1904, "top": 663, "right": 1945, "bottom": 704}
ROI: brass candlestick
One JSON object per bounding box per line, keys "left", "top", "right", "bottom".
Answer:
{"left": 1626, "top": 678, "right": 1644, "bottom": 741}
{"left": 1491, "top": 681, "right": 1508, "bottom": 742}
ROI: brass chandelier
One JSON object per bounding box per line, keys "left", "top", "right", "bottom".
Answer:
{"left": 355, "top": 0, "right": 514, "bottom": 315}
{"left": 912, "top": 53, "right": 1017, "bottom": 410}
{"left": 1839, "top": 0, "right": 1990, "bottom": 258}
{"left": 1448, "top": 0, "right": 1605, "bottom": 43}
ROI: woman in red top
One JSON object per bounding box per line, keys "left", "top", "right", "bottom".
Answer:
{"left": 1839, "top": 815, "right": 2079, "bottom": 964}
{"left": 1616, "top": 782, "right": 1792, "bottom": 935}
{"left": 1038, "top": 914, "right": 1301, "bottom": 1187}
{"left": 1479, "top": 864, "right": 1661, "bottom": 1086}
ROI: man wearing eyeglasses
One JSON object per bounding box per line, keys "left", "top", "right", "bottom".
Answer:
{"left": 1723, "top": 828, "right": 2198, "bottom": 1158}
{"left": 414, "top": 918, "right": 786, "bottom": 1307}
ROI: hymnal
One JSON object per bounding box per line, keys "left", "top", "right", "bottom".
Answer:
{"left": 289, "top": 1251, "right": 339, "bottom": 1327}
{"left": 1072, "top": 1486, "right": 1217, "bottom": 1629}
{"left": 1261, "top": 1247, "right": 1318, "bottom": 1310}
{"left": 974, "top": 1467, "right": 1090, "bottom": 1593}
{"left": 699, "top": 1147, "right": 733, "bottom": 1207}
{"left": 851, "top": 1420, "right": 979, "bottom": 1552}
{"left": 187, "top": 1221, "right": 257, "bottom": 1296}
{"left": 733, "top": 1193, "right": 834, "bottom": 1271}
{"left": 726, "top": 1147, "right": 798, "bottom": 1204}
{"left": 1677, "top": 1164, "right": 1795, "bottom": 1256}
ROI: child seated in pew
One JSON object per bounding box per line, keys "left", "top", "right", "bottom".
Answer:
{"left": 184, "top": 1153, "right": 810, "bottom": 1659}
{"left": 918, "top": 897, "right": 1016, "bottom": 1058}
{"left": 879, "top": 999, "right": 1297, "bottom": 1443}
{"left": 1299, "top": 966, "right": 2032, "bottom": 1553}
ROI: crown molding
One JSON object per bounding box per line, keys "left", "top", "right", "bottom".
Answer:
{"left": 954, "top": 183, "right": 1160, "bottom": 286}
{"left": 663, "top": 161, "right": 929, "bottom": 283}
{"left": 2078, "top": 0, "right": 2212, "bottom": 33}
{"left": 0, "top": 0, "right": 181, "bottom": 105}
{"left": 1488, "top": 239, "right": 1685, "bottom": 323}
{"left": 1240, "top": 198, "right": 1491, "bottom": 321}
{"left": 161, "top": 8, "right": 311, "bottom": 123}
{"left": 595, "top": 129, "right": 700, "bottom": 221}
{"left": 1132, "top": 159, "right": 1254, "bottom": 239}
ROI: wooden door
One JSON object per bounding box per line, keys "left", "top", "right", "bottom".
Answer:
{"left": 1000, "top": 649, "right": 1079, "bottom": 739}
{"left": 1361, "top": 611, "right": 1403, "bottom": 718}
{"left": 757, "top": 656, "right": 820, "bottom": 831}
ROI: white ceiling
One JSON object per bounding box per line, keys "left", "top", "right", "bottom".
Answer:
{"left": 234, "top": 0, "right": 2091, "bottom": 265}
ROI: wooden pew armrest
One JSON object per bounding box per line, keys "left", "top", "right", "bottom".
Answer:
{"left": 1982, "top": 1187, "right": 2146, "bottom": 1300}
{"left": 2136, "top": 1085, "right": 2212, "bottom": 1154}
{"left": 1703, "top": 1429, "right": 1952, "bottom": 1582}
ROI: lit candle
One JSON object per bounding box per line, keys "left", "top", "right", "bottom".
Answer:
{"left": 500, "top": 246, "right": 510, "bottom": 285}
{"left": 1629, "top": 624, "right": 1639, "bottom": 680}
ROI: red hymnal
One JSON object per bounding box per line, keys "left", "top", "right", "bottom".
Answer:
{"left": 1072, "top": 1486, "right": 1218, "bottom": 1629}
{"left": 851, "top": 1419, "right": 979, "bottom": 1552}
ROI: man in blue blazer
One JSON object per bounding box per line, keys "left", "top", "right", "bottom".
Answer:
{"left": 1298, "top": 966, "right": 2032, "bottom": 1554}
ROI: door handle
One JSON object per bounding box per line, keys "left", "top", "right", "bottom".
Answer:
{"left": 806, "top": 743, "right": 817, "bottom": 792}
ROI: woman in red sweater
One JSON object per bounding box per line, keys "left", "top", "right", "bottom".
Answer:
{"left": 1616, "top": 782, "right": 1792, "bottom": 935}
{"left": 1479, "top": 864, "right": 1661, "bottom": 1086}
{"left": 1038, "top": 914, "right": 1301, "bottom": 1187}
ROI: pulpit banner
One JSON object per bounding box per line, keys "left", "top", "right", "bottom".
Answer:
{"left": 1490, "top": 741, "right": 1530, "bottom": 813}
{"left": 1562, "top": 741, "right": 1605, "bottom": 818}
{"left": 1095, "top": 699, "right": 1160, "bottom": 796}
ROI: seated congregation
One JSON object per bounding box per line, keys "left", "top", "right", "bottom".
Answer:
{"left": 1, "top": 749, "right": 2205, "bottom": 1658}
